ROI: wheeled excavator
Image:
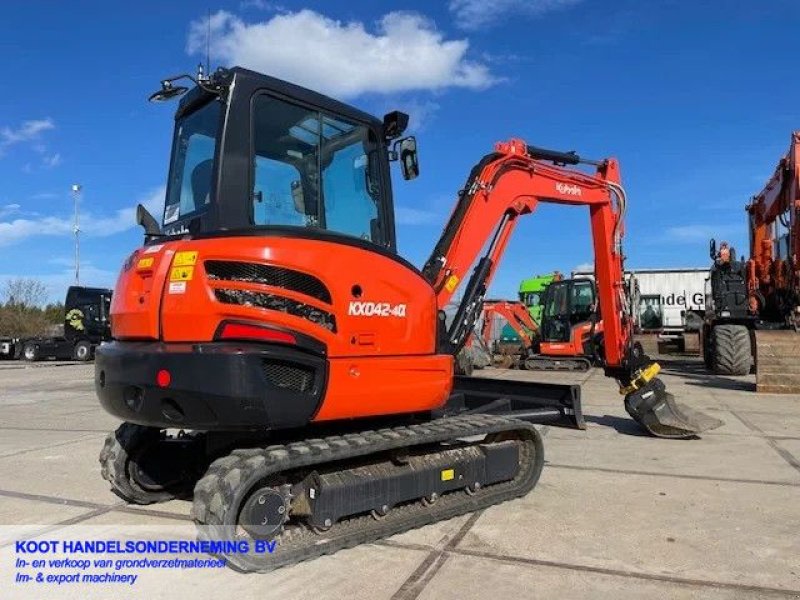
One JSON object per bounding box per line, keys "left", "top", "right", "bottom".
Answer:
{"left": 703, "top": 132, "right": 800, "bottom": 390}
{"left": 96, "top": 66, "right": 721, "bottom": 572}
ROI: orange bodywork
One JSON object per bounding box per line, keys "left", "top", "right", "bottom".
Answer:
{"left": 112, "top": 236, "right": 452, "bottom": 421}
{"left": 540, "top": 320, "right": 604, "bottom": 356}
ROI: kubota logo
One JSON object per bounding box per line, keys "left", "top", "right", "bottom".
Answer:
{"left": 556, "top": 183, "right": 581, "bottom": 196}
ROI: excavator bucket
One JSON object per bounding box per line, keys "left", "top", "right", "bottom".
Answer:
{"left": 624, "top": 377, "right": 723, "bottom": 439}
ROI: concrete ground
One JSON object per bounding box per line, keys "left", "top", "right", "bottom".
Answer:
{"left": 0, "top": 356, "right": 798, "bottom": 599}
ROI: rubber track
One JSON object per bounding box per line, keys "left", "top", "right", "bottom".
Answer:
{"left": 191, "top": 413, "right": 543, "bottom": 572}
{"left": 712, "top": 324, "right": 751, "bottom": 376}
{"left": 100, "top": 424, "right": 201, "bottom": 504}
{"left": 99, "top": 423, "right": 176, "bottom": 505}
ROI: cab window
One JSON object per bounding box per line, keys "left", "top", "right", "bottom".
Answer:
{"left": 251, "top": 94, "right": 383, "bottom": 242}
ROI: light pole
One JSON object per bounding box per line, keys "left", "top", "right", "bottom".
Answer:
{"left": 71, "top": 184, "right": 81, "bottom": 285}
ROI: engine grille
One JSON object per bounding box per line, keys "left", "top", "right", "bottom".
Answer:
{"left": 214, "top": 288, "right": 337, "bottom": 332}
{"left": 262, "top": 360, "right": 315, "bottom": 394}
{"left": 205, "top": 261, "right": 332, "bottom": 304}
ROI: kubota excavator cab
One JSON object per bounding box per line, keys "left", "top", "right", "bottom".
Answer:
{"left": 98, "top": 67, "right": 459, "bottom": 433}
{"left": 519, "top": 278, "right": 603, "bottom": 370}
{"left": 539, "top": 278, "right": 599, "bottom": 350}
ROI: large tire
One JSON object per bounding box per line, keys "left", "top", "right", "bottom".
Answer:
{"left": 22, "top": 342, "right": 39, "bottom": 362}
{"left": 710, "top": 324, "right": 751, "bottom": 376}
{"left": 73, "top": 340, "right": 92, "bottom": 361}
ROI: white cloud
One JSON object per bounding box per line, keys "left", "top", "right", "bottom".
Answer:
{"left": 449, "top": 0, "right": 582, "bottom": 30}
{"left": 395, "top": 206, "right": 440, "bottom": 226}
{"left": 0, "top": 187, "right": 165, "bottom": 248}
{"left": 403, "top": 99, "right": 440, "bottom": 132}
{"left": 0, "top": 204, "right": 21, "bottom": 219}
{"left": 187, "top": 10, "right": 496, "bottom": 98}
{"left": 1, "top": 118, "right": 59, "bottom": 165}
{"left": 0, "top": 118, "right": 54, "bottom": 147}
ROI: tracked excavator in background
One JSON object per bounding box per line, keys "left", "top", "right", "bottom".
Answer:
{"left": 528, "top": 276, "right": 605, "bottom": 370}
{"left": 479, "top": 299, "right": 539, "bottom": 368}
{"left": 703, "top": 132, "right": 800, "bottom": 391}
{"left": 95, "top": 67, "right": 722, "bottom": 572}
{"left": 479, "top": 279, "right": 607, "bottom": 371}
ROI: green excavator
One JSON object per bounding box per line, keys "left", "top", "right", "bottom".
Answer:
{"left": 518, "top": 272, "right": 560, "bottom": 325}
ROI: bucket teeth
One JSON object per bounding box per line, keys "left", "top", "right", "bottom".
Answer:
{"left": 624, "top": 377, "right": 724, "bottom": 439}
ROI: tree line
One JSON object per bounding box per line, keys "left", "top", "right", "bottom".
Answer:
{"left": 0, "top": 278, "right": 65, "bottom": 338}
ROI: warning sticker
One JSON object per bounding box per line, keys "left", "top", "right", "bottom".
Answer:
{"left": 168, "top": 281, "right": 187, "bottom": 294}
{"left": 173, "top": 251, "right": 198, "bottom": 267}
{"left": 440, "top": 469, "right": 455, "bottom": 482}
{"left": 170, "top": 266, "right": 194, "bottom": 281}
{"left": 444, "top": 275, "right": 459, "bottom": 293}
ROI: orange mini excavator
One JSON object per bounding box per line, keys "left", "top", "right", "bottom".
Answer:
{"left": 96, "top": 67, "right": 721, "bottom": 571}
{"left": 480, "top": 279, "right": 611, "bottom": 371}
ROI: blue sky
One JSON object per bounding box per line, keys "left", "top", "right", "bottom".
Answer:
{"left": 1, "top": 0, "right": 798, "bottom": 302}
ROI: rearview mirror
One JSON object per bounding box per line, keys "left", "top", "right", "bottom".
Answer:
{"left": 399, "top": 137, "right": 419, "bottom": 181}
{"left": 709, "top": 238, "right": 717, "bottom": 260}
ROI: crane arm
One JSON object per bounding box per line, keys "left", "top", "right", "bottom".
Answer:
{"left": 422, "top": 139, "right": 634, "bottom": 378}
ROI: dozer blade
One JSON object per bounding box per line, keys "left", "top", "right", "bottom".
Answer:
{"left": 624, "top": 377, "right": 723, "bottom": 439}
{"left": 449, "top": 375, "right": 585, "bottom": 429}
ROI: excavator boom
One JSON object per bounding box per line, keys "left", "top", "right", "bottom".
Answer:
{"left": 421, "top": 139, "right": 721, "bottom": 437}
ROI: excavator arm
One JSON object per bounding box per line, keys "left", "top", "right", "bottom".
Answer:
{"left": 424, "top": 139, "right": 722, "bottom": 438}
{"left": 423, "top": 140, "right": 631, "bottom": 373}
{"left": 745, "top": 131, "right": 800, "bottom": 316}
{"left": 481, "top": 300, "right": 539, "bottom": 349}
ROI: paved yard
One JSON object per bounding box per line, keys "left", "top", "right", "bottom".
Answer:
{"left": 0, "top": 357, "right": 798, "bottom": 599}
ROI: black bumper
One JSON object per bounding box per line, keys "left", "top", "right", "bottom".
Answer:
{"left": 95, "top": 341, "right": 327, "bottom": 431}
